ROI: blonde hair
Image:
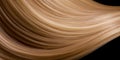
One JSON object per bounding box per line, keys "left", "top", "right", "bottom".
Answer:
{"left": 0, "top": 0, "right": 120, "bottom": 60}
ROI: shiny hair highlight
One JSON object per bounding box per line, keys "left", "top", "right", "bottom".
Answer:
{"left": 0, "top": 0, "right": 120, "bottom": 60}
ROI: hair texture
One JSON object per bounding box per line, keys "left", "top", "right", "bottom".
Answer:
{"left": 0, "top": 0, "right": 120, "bottom": 60}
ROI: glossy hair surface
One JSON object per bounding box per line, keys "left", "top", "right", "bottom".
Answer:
{"left": 0, "top": 0, "right": 120, "bottom": 60}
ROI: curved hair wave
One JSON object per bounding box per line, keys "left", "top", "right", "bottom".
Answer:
{"left": 0, "top": 0, "right": 120, "bottom": 60}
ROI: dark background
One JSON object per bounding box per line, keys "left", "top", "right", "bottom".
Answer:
{"left": 94, "top": 0, "right": 120, "bottom": 6}
{"left": 80, "top": 0, "right": 120, "bottom": 60}
{"left": 80, "top": 36, "right": 120, "bottom": 60}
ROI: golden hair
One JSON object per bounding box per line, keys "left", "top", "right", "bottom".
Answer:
{"left": 0, "top": 0, "right": 120, "bottom": 60}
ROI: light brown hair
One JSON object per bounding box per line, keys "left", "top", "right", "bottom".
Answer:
{"left": 0, "top": 0, "right": 120, "bottom": 60}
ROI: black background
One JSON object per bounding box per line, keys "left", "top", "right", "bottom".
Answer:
{"left": 80, "top": 0, "right": 120, "bottom": 60}
{"left": 94, "top": 0, "right": 120, "bottom": 6}
{"left": 80, "top": 36, "right": 120, "bottom": 60}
